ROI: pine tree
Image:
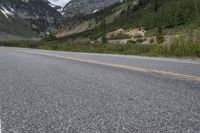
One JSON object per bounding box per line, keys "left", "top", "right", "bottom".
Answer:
{"left": 156, "top": 26, "right": 165, "bottom": 44}
{"left": 154, "top": 0, "right": 158, "bottom": 12}
{"left": 101, "top": 19, "right": 107, "bottom": 44}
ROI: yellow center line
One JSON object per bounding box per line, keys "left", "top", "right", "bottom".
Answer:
{"left": 13, "top": 49, "right": 200, "bottom": 82}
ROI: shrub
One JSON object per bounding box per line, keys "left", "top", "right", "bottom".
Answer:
{"left": 127, "top": 40, "right": 136, "bottom": 44}
{"left": 110, "top": 33, "right": 131, "bottom": 40}
{"left": 136, "top": 38, "right": 146, "bottom": 43}
{"left": 156, "top": 26, "right": 165, "bottom": 44}
{"left": 150, "top": 38, "right": 155, "bottom": 43}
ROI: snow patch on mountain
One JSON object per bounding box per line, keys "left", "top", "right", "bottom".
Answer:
{"left": 92, "top": 9, "right": 99, "bottom": 13}
{"left": 0, "top": 5, "right": 14, "bottom": 20}
{"left": 48, "top": 0, "right": 70, "bottom": 7}
{"left": 49, "top": 2, "right": 57, "bottom": 8}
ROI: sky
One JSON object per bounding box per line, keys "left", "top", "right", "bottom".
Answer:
{"left": 48, "top": 0, "right": 70, "bottom": 7}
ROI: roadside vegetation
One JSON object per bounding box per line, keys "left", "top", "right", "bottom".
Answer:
{"left": 0, "top": 34, "right": 199, "bottom": 58}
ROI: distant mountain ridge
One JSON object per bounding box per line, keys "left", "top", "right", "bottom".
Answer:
{"left": 0, "top": 0, "right": 124, "bottom": 39}
{"left": 62, "top": 0, "right": 122, "bottom": 17}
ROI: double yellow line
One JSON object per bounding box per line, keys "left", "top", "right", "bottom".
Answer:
{"left": 55, "top": 56, "right": 200, "bottom": 82}
{"left": 14, "top": 49, "right": 200, "bottom": 82}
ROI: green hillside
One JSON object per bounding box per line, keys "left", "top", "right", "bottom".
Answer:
{"left": 107, "top": 0, "right": 200, "bottom": 30}
{"left": 59, "top": 0, "right": 200, "bottom": 40}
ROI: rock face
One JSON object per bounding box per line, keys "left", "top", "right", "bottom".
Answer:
{"left": 62, "top": 0, "right": 122, "bottom": 18}
{"left": 0, "top": 0, "right": 61, "bottom": 32}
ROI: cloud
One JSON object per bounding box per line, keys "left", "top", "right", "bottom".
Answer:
{"left": 48, "top": 0, "right": 70, "bottom": 7}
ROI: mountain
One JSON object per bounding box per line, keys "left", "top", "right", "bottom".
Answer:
{"left": 57, "top": 0, "right": 200, "bottom": 41}
{"left": 0, "top": 0, "right": 61, "bottom": 40}
{"left": 56, "top": 0, "right": 137, "bottom": 37}
{"left": 62, "top": 0, "right": 122, "bottom": 18}
{"left": 0, "top": 7, "right": 37, "bottom": 40}
{"left": 1, "top": 0, "right": 199, "bottom": 41}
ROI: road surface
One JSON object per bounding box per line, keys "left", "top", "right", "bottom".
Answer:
{"left": 0, "top": 47, "right": 200, "bottom": 133}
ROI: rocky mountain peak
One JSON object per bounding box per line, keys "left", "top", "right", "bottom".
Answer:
{"left": 62, "top": 0, "right": 122, "bottom": 18}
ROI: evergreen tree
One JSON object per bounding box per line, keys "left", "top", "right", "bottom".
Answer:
{"left": 154, "top": 0, "right": 158, "bottom": 12}
{"left": 101, "top": 19, "right": 107, "bottom": 44}
{"left": 156, "top": 26, "right": 165, "bottom": 44}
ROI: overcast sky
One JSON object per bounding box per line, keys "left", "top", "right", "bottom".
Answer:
{"left": 48, "top": 0, "right": 70, "bottom": 7}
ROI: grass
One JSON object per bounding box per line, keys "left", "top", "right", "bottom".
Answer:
{"left": 0, "top": 38, "right": 199, "bottom": 58}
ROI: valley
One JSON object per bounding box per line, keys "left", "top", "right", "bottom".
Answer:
{"left": 0, "top": 0, "right": 200, "bottom": 57}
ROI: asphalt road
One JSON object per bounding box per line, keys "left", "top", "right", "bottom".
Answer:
{"left": 0, "top": 47, "right": 200, "bottom": 133}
